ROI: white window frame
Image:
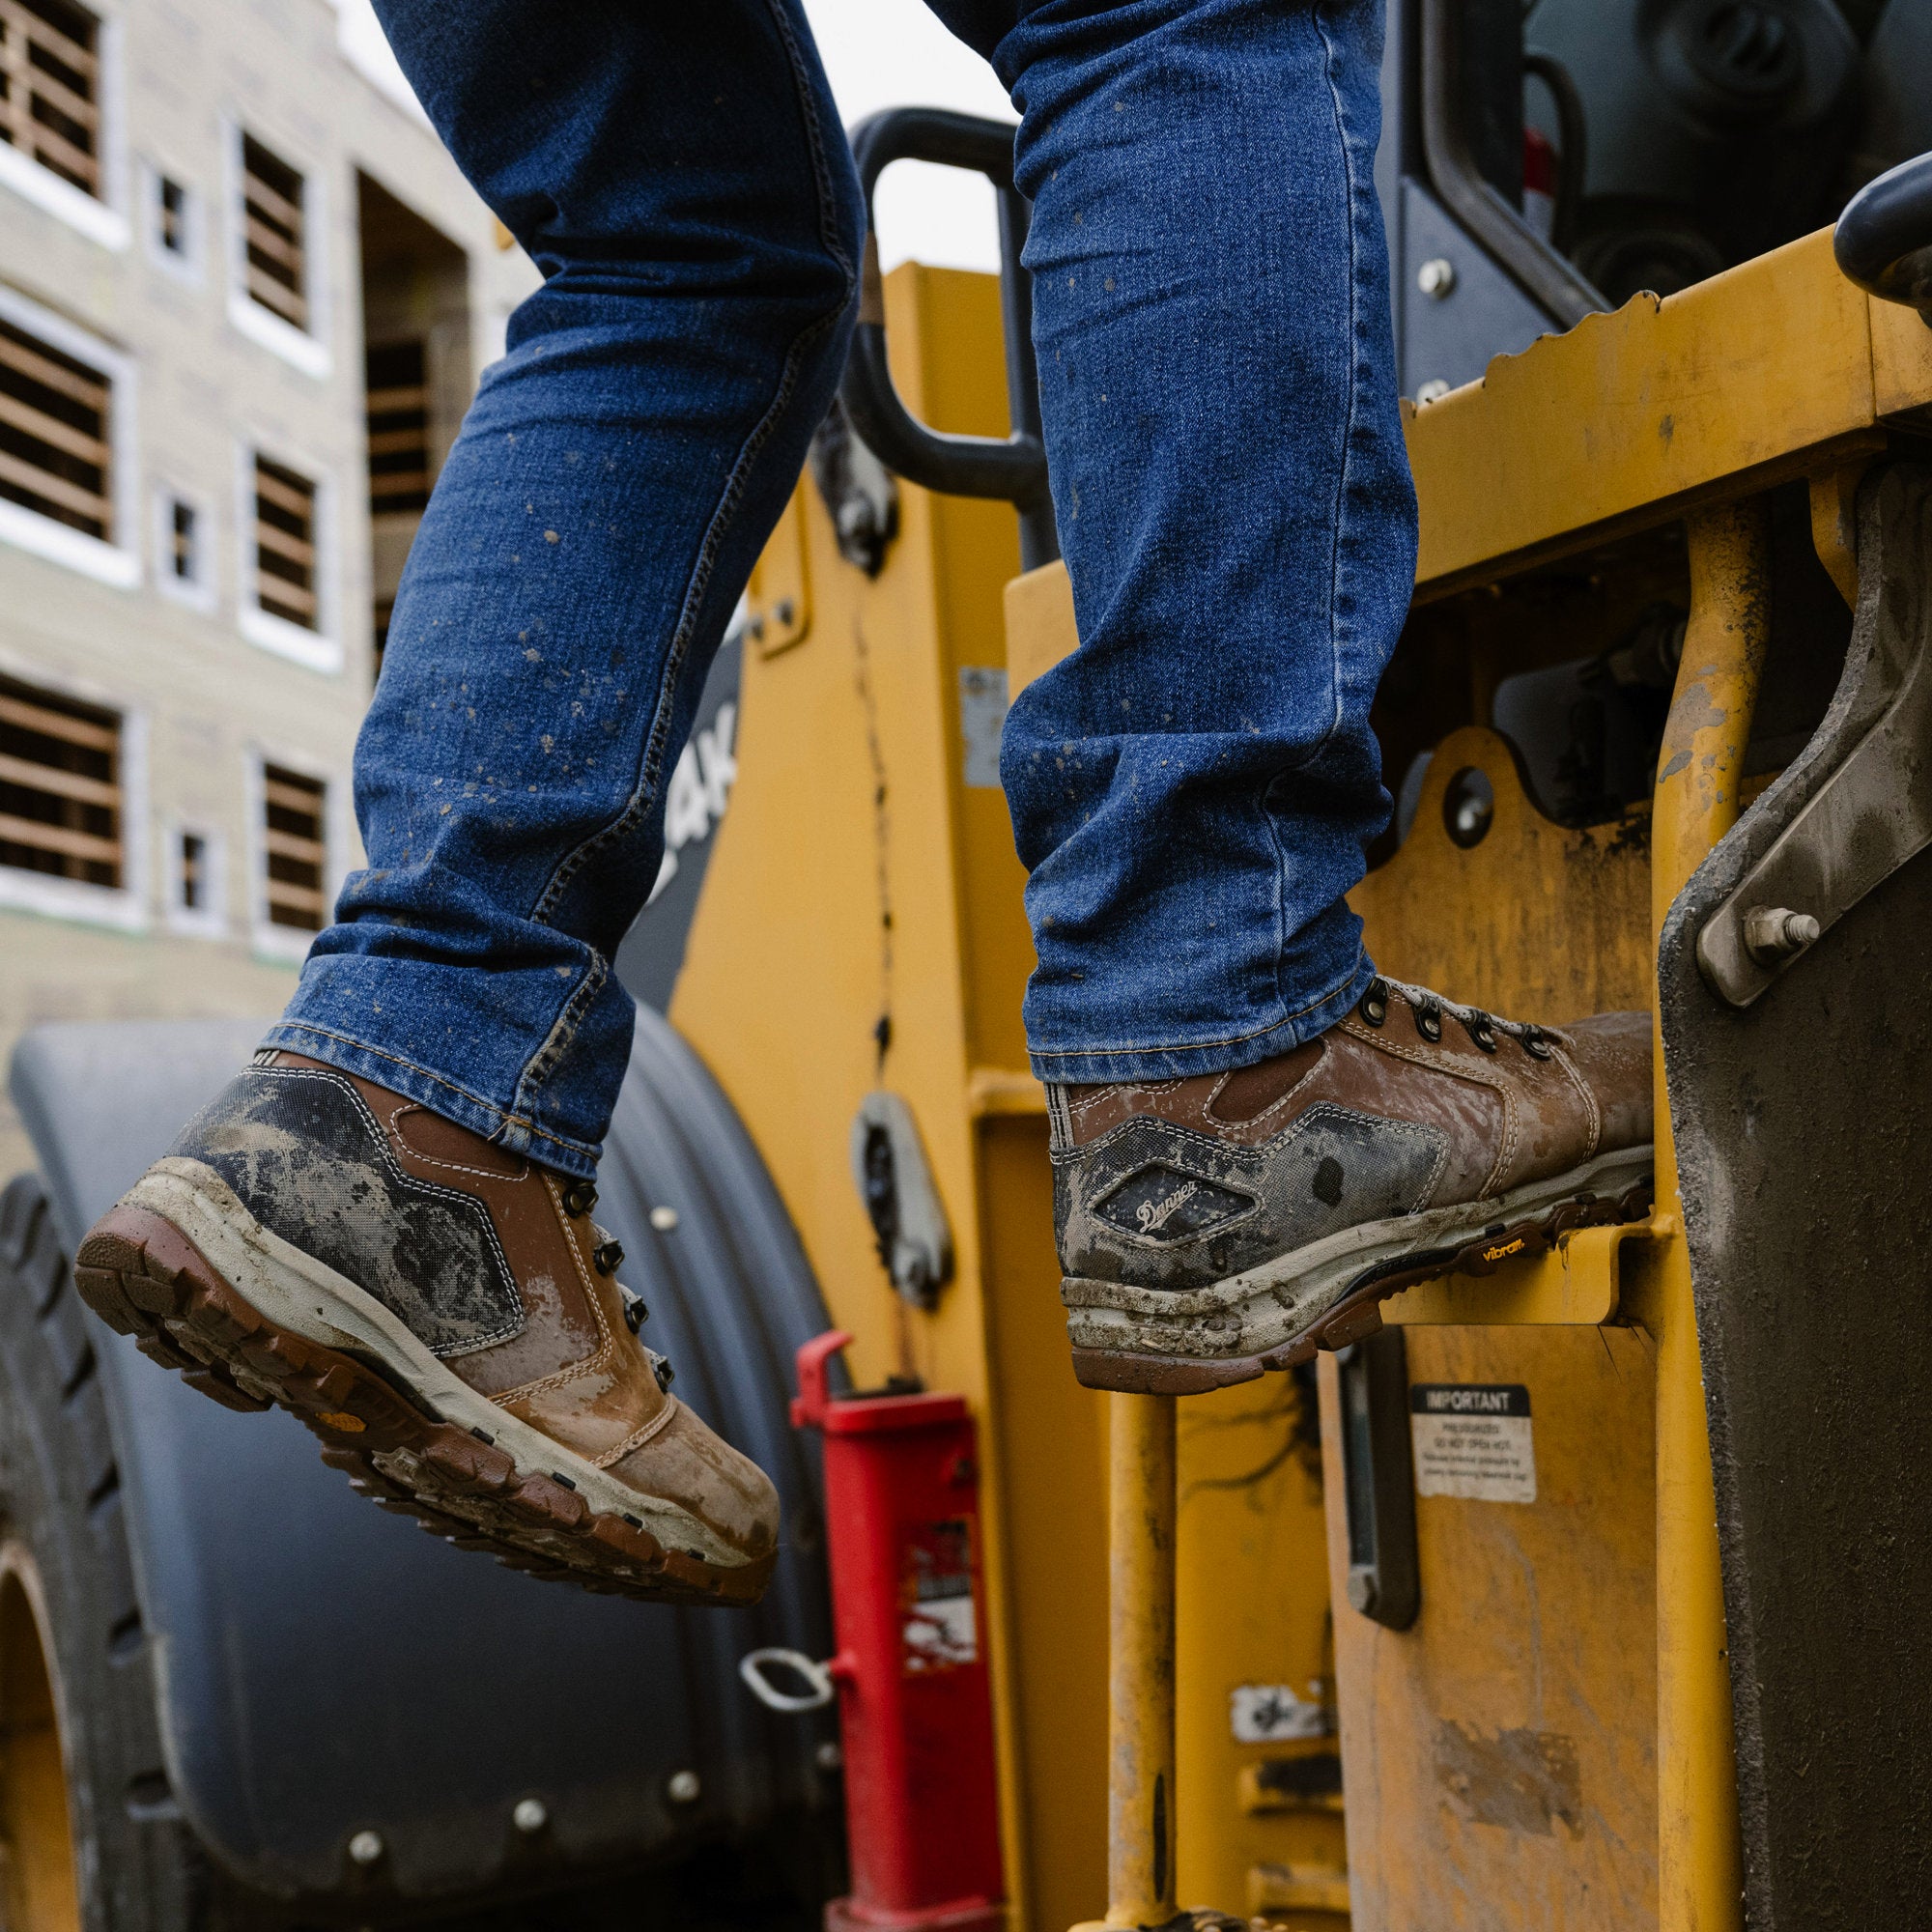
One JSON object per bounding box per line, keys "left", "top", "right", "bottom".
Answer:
{"left": 235, "top": 437, "right": 341, "bottom": 674}
{"left": 243, "top": 745, "right": 345, "bottom": 962}
{"left": 0, "top": 644, "right": 148, "bottom": 932}
{"left": 221, "top": 118, "right": 330, "bottom": 379}
{"left": 0, "top": 3, "right": 128, "bottom": 251}
{"left": 161, "top": 816, "right": 226, "bottom": 937}
{"left": 0, "top": 283, "right": 139, "bottom": 589}
{"left": 151, "top": 481, "right": 216, "bottom": 612}
{"left": 138, "top": 158, "right": 204, "bottom": 284}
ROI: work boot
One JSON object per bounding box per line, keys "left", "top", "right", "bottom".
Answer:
{"left": 71, "top": 1052, "right": 779, "bottom": 1604}
{"left": 1050, "top": 980, "right": 1653, "bottom": 1394}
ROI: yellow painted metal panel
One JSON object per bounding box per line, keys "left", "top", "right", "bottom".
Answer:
{"left": 1383, "top": 1218, "right": 1655, "bottom": 1329}
{"left": 1871, "top": 294, "right": 1932, "bottom": 426}
{"left": 1321, "top": 1326, "right": 1659, "bottom": 1931}
{"left": 745, "top": 488, "right": 811, "bottom": 655}
{"left": 1005, "top": 562, "right": 1077, "bottom": 694}
{"left": 1176, "top": 1382, "right": 1346, "bottom": 1917}
{"left": 1409, "top": 230, "right": 1880, "bottom": 591}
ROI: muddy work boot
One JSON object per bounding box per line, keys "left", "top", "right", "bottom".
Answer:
{"left": 72, "top": 1052, "right": 778, "bottom": 1604}
{"left": 1051, "top": 980, "right": 1653, "bottom": 1393}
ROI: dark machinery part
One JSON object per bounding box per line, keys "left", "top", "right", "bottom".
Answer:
{"left": 1523, "top": 0, "right": 1863, "bottom": 306}
{"left": 6, "top": 1011, "right": 839, "bottom": 1920}
{"left": 1659, "top": 465, "right": 1932, "bottom": 1932}
{"left": 1335, "top": 1330, "right": 1420, "bottom": 1634}
{"left": 1833, "top": 148, "right": 1932, "bottom": 324}
{"left": 839, "top": 107, "right": 1059, "bottom": 572}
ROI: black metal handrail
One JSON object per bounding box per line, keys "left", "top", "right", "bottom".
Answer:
{"left": 839, "top": 107, "right": 1060, "bottom": 570}
{"left": 1835, "top": 152, "right": 1932, "bottom": 326}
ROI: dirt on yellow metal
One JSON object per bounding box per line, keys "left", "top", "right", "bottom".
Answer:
{"left": 1637, "top": 500, "right": 1770, "bottom": 1932}
{"left": 1101, "top": 1395, "right": 1178, "bottom": 1931}
{"left": 0, "top": 1550, "right": 79, "bottom": 1932}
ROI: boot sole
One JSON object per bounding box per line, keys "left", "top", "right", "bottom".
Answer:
{"left": 72, "top": 1163, "right": 775, "bottom": 1606}
{"left": 1065, "top": 1146, "right": 1654, "bottom": 1395}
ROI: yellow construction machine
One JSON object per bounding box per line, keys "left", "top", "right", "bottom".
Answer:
{"left": 3, "top": 5, "right": 1930, "bottom": 1930}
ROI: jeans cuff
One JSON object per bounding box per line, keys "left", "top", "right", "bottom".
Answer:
{"left": 257, "top": 1018, "right": 603, "bottom": 1179}
{"left": 1024, "top": 951, "right": 1378, "bottom": 1086}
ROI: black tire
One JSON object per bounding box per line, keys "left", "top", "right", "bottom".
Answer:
{"left": 0, "top": 1172, "right": 221, "bottom": 1931}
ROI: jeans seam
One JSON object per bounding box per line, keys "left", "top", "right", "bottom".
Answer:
{"left": 264, "top": 1019, "right": 600, "bottom": 1162}
{"left": 511, "top": 0, "right": 857, "bottom": 1124}
{"left": 1030, "top": 950, "right": 1366, "bottom": 1061}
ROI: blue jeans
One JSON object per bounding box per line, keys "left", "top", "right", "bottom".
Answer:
{"left": 266, "top": 0, "right": 1416, "bottom": 1179}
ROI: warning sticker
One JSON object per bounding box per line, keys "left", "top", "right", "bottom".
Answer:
{"left": 900, "top": 1519, "right": 980, "bottom": 1673}
{"left": 1409, "top": 1383, "right": 1536, "bottom": 1504}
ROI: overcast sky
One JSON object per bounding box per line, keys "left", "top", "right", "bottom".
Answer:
{"left": 338, "top": 0, "right": 1012, "bottom": 274}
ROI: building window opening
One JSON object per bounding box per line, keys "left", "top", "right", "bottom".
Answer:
{"left": 0, "top": 313, "right": 111, "bottom": 540}
{"left": 261, "top": 763, "right": 325, "bottom": 931}
{"left": 0, "top": 0, "right": 101, "bottom": 199}
{"left": 252, "top": 455, "right": 316, "bottom": 630}
{"left": 156, "top": 173, "right": 188, "bottom": 254}
{"left": 178, "top": 829, "right": 205, "bottom": 909}
{"left": 365, "top": 339, "right": 430, "bottom": 518}
{"left": 168, "top": 496, "right": 196, "bottom": 581}
{"left": 0, "top": 671, "right": 121, "bottom": 889}
{"left": 241, "top": 134, "right": 307, "bottom": 330}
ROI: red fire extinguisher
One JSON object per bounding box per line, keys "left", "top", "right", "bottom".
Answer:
{"left": 756, "top": 1330, "right": 1006, "bottom": 1932}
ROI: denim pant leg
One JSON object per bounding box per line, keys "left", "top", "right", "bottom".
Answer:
{"left": 947, "top": 0, "right": 1418, "bottom": 1084}
{"left": 264, "top": 0, "right": 862, "bottom": 1178}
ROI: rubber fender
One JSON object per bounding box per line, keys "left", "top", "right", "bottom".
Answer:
{"left": 5, "top": 1011, "right": 838, "bottom": 1912}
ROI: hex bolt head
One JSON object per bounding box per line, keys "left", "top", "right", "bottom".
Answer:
{"left": 815, "top": 1740, "right": 844, "bottom": 1772}
{"left": 667, "top": 1769, "right": 702, "bottom": 1805}
{"left": 347, "top": 1830, "right": 384, "bottom": 1866}
{"left": 513, "top": 1798, "right": 549, "bottom": 1834}
{"left": 1743, "top": 905, "right": 1821, "bottom": 964}
{"left": 648, "top": 1205, "right": 680, "bottom": 1233}
{"left": 1417, "top": 256, "right": 1457, "bottom": 299}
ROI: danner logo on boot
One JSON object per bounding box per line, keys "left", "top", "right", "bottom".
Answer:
{"left": 1095, "top": 1163, "right": 1254, "bottom": 1243}
{"left": 1138, "top": 1178, "right": 1199, "bottom": 1233}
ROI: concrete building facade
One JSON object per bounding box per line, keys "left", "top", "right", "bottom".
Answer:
{"left": 0, "top": 0, "right": 537, "bottom": 1179}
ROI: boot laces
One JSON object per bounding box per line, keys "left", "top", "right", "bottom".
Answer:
{"left": 1365, "top": 977, "right": 1554, "bottom": 1059}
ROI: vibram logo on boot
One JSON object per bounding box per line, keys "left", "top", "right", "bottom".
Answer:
{"left": 1481, "top": 1236, "right": 1525, "bottom": 1264}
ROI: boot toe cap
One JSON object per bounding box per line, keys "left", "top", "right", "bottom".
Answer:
{"left": 609, "top": 1398, "right": 781, "bottom": 1563}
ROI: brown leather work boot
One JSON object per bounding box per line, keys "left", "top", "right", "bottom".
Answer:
{"left": 71, "top": 1052, "right": 778, "bottom": 1604}
{"left": 1051, "top": 979, "right": 1653, "bottom": 1394}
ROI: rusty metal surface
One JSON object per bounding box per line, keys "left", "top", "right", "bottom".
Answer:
{"left": 1697, "top": 469, "right": 1932, "bottom": 1006}
{"left": 1659, "top": 463, "right": 1932, "bottom": 1931}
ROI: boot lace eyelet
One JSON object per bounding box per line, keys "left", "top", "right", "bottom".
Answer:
{"left": 1464, "top": 1015, "right": 1499, "bottom": 1054}
{"left": 1359, "top": 980, "right": 1389, "bottom": 1028}
{"left": 562, "top": 1179, "right": 599, "bottom": 1218}
{"left": 591, "top": 1238, "right": 625, "bottom": 1275}
{"left": 1415, "top": 1005, "right": 1442, "bottom": 1042}
{"left": 1521, "top": 1026, "right": 1553, "bottom": 1061}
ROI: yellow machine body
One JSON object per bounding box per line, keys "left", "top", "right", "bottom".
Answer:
{"left": 674, "top": 231, "right": 1932, "bottom": 1932}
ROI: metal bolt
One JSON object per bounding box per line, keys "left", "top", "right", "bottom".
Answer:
{"left": 1417, "top": 256, "right": 1457, "bottom": 299}
{"left": 649, "top": 1205, "right": 680, "bottom": 1233}
{"left": 1346, "top": 1570, "right": 1378, "bottom": 1615}
{"left": 667, "top": 1769, "right": 702, "bottom": 1805}
{"left": 1415, "top": 378, "right": 1453, "bottom": 406}
{"left": 512, "top": 1798, "right": 549, "bottom": 1834}
{"left": 1743, "top": 905, "right": 1820, "bottom": 964}
{"left": 774, "top": 598, "right": 796, "bottom": 626}
{"left": 815, "top": 1740, "right": 844, "bottom": 1772}
{"left": 347, "top": 1830, "right": 384, "bottom": 1866}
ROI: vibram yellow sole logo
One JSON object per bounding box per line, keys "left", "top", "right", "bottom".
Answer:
{"left": 1482, "top": 1237, "right": 1525, "bottom": 1264}
{"left": 317, "top": 1409, "right": 365, "bottom": 1434}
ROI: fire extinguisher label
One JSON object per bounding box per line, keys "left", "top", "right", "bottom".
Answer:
{"left": 900, "top": 1518, "right": 979, "bottom": 1673}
